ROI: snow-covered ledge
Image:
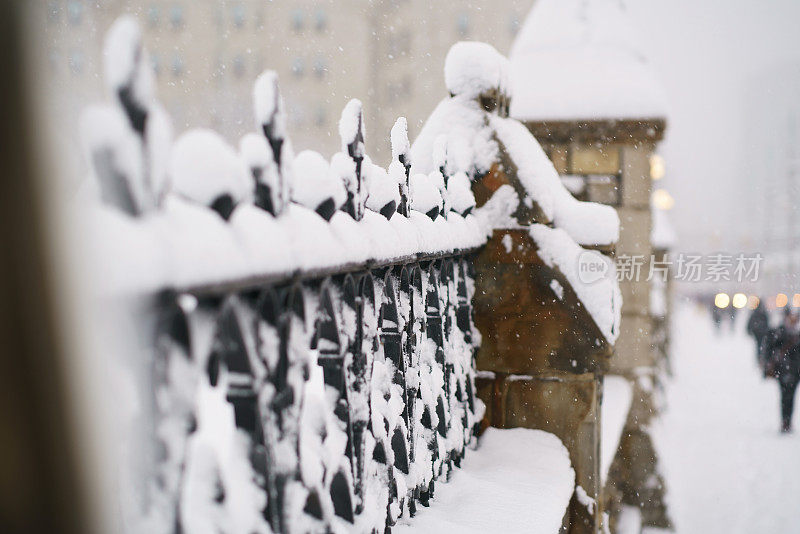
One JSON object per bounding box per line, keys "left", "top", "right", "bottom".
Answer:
{"left": 395, "top": 428, "right": 575, "bottom": 534}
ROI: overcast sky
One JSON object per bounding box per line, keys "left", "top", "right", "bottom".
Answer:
{"left": 626, "top": 0, "right": 800, "bottom": 254}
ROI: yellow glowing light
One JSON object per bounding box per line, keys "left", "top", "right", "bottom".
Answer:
{"left": 650, "top": 154, "right": 666, "bottom": 180}
{"left": 714, "top": 293, "right": 730, "bottom": 308}
{"left": 652, "top": 188, "right": 675, "bottom": 211}
{"left": 776, "top": 293, "right": 789, "bottom": 308}
{"left": 747, "top": 295, "right": 760, "bottom": 309}
{"left": 793, "top": 294, "right": 800, "bottom": 307}
{"left": 732, "top": 293, "right": 747, "bottom": 309}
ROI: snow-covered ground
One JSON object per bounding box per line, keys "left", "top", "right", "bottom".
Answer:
{"left": 654, "top": 302, "right": 800, "bottom": 533}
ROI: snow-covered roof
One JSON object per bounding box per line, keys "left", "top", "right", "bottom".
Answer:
{"left": 509, "top": 0, "right": 667, "bottom": 122}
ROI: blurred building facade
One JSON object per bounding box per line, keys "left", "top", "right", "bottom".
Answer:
{"left": 31, "top": 0, "right": 532, "bottom": 169}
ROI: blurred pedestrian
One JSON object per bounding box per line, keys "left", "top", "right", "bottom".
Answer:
{"left": 765, "top": 309, "right": 800, "bottom": 433}
{"left": 712, "top": 304, "right": 723, "bottom": 332}
{"left": 746, "top": 300, "right": 769, "bottom": 367}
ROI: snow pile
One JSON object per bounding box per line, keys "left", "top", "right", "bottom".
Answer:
{"left": 395, "top": 428, "right": 575, "bottom": 534}
{"left": 410, "top": 95, "right": 498, "bottom": 179}
{"left": 168, "top": 129, "right": 252, "bottom": 219}
{"left": 509, "top": 0, "right": 667, "bottom": 121}
{"left": 363, "top": 156, "right": 400, "bottom": 219}
{"left": 491, "top": 115, "right": 619, "bottom": 247}
{"left": 529, "top": 224, "right": 622, "bottom": 343}
{"left": 601, "top": 375, "right": 633, "bottom": 482}
{"left": 292, "top": 150, "right": 346, "bottom": 219}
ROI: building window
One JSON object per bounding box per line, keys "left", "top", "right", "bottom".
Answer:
{"left": 68, "top": 48, "right": 84, "bottom": 74}
{"left": 509, "top": 14, "right": 520, "bottom": 35}
{"left": 291, "top": 57, "right": 304, "bottom": 77}
{"left": 147, "top": 5, "right": 160, "bottom": 27}
{"left": 172, "top": 54, "right": 184, "bottom": 77}
{"left": 456, "top": 13, "right": 469, "bottom": 37}
{"left": 170, "top": 5, "right": 184, "bottom": 29}
{"left": 291, "top": 9, "right": 303, "bottom": 32}
{"left": 67, "top": 1, "right": 83, "bottom": 25}
{"left": 233, "top": 54, "right": 245, "bottom": 78}
{"left": 313, "top": 57, "right": 327, "bottom": 79}
{"left": 314, "top": 9, "right": 327, "bottom": 31}
{"left": 232, "top": 5, "right": 245, "bottom": 29}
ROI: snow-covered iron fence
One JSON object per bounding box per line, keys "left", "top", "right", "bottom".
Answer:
{"left": 148, "top": 249, "right": 482, "bottom": 533}
{"left": 86, "top": 16, "right": 493, "bottom": 534}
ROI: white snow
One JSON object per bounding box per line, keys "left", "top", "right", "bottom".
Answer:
{"left": 616, "top": 505, "right": 642, "bottom": 534}
{"left": 292, "top": 150, "right": 345, "bottom": 212}
{"left": 409, "top": 173, "right": 443, "bottom": 217}
{"left": 509, "top": 0, "right": 667, "bottom": 122}
{"left": 390, "top": 117, "right": 411, "bottom": 163}
{"left": 501, "top": 234, "right": 514, "bottom": 254}
{"left": 472, "top": 185, "right": 520, "bottom": 233}
{"left": 575, "top": 485, "right": 596, "bottom": 515}
{"left": 653, "top": 304, "right": 800, "bottom": 533}
{"left": 253, "top": 70, "right": 286, "bottom": 139}
{"left": 363, "top": 155, "right": 400, "bottom": 216}
{"left": 395, "top": 428, "right": 574, "bottom": 534}
{"left": 447, "top": 171, "right": 477, "bottom": 216}
{"left": 601, "top": 375, "right": 633, "bottom": 482}
{"left": 444, "top": 41, "right": 509, "bottom": 100}
{"left": 651, "top": 206, "right": 677, "bottom": 250}
{"left": 168, "top": 129, "right": 252, "bottom": 209}
{"left": 79, "top": 104, "right": 146, "bottom": 210}
{"left": 338, "top": 99, "right": 364, "bottom": 154}
{"left": 491, "top": 115, "right": 619, "bottom": 247}
{"left": 650, "top": 276, "right": 667, "bottom": 318}
{"left": 410, "top": 95, "right": 497, "bottom": 178}
{"left": 550, "top": 279, "right": 564, "bottom": 301}
{"left": 239, "top": 133, "right": 271, "bottom": 171}
{"left": 103, "top": 15, "right": 155, "bottom": 106}
{"left": 529, "top": 224, "right": 621, "bottom": 343}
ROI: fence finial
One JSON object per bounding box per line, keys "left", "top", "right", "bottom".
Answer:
{"left": 102, "top": 15, "right": 165, "bottom": 211}
{"left": 253, "top": 71, "right": 291, "bottom": 216}
{"left": 391, "top": 117, "right": 412, "bottom": 216}
{"left": 338, "top": 99, "right": 366, "bottom": 220}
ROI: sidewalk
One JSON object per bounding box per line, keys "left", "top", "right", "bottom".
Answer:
{"left": 654, "top": 303, "right": 800, "bottom": 533}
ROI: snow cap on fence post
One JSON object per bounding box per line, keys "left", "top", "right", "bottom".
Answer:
{"left": 444, "top": 41, "right": 510, "bottom": 115}
{"left": 390, "top": 117, "right": 412, "bottom": 217}
{"left": 363, "top": 156, "right": 399, "bottom": 220}
{"left": 431, "top": 135, "right": 450, "bottom": 218}
{"left": 239, "top": 132, "right": 281, "bottom": 215}
{"left": 103, "top": 16, "right": 155, "bottom": 136}
{"left": 253, "top": 70, "right": 292, "bottom": 216}
{"left": 338, "top": 99, "right": 367, "bottom": 220}
{"left": 168, "top": 129, "right": 252, "bottom": 221}
{"left": 80, "top": 104, "right": 145, "bottom": 216}
{"left": 103, "top": 15, "right": 169, "bottom": 211}
{"left": 292, "top": 150, "right": 346, "bottom": 221}
{"left": 409, "top": 173, "right": 443, "bottom": 221}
